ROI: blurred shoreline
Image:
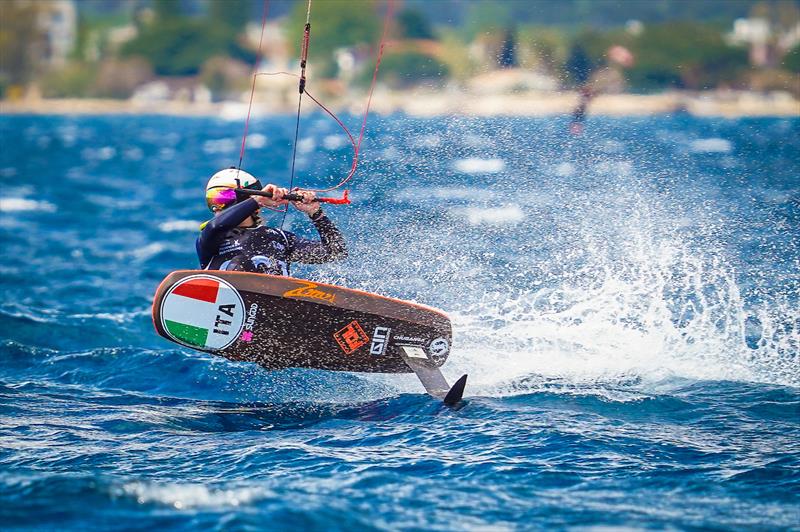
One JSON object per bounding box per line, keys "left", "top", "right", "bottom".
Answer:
{"left": 1, "top": 90, "right": 798, "bottom": 118}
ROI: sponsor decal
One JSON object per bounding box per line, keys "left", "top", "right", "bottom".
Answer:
{"left": 370, "top": 326, "right": 391, "bottom": 356}
{"left": 393, "top": 335, "right": 426, "bottom": 344}
{"left": 240, "top": 303, "right": 258, "bottom": 342}
{"left": 244, "top": 303, "right": 258, "bottom": 332}
{"left": 334, "top": 320, "right": 369, "bottom": 354}
{"left": 283, "top": 280, "right": 336, "bottom": 304}
{"left": 400, "top": 345, "right": 428, "bottom": 359}
{"left": 429, "top": 338, "right": 450, "bottom": 357}
{"left": 160, "top": 275, "right": 244, "bottom": 350}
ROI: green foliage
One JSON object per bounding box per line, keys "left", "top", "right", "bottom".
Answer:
{"left": 121, "top": 18, "right": 254, "bottom": 76}
{"left": 40, "top": 62, "right": 98, "bottom": 98}
{"left": 463, "top": 1, "right": 513, "bottom": 39}
{"left": 370, "top": 51, "right": 450, "bottom": 89}
{"left": 516, "top": 26, "right": 569, "bottom": 73}
{"left": 0, "top": 1, "right": 42, "bottom": 86}
{"left": 626, "top": 22, "right": 749, "bottom": 90}
{"left": 208, "top": 0, "right": 252, "bottom": 32}
{"left": 287, "top": 0, "right": 380, "bottom": 78}
{"left": 784, "top": 45, "right": 800, "bottom": 73}
{"left": 397, "top": 9, "right": 434, "bottom": 40}
{"left": 153, "top": 0, "right": 183, "bottom": 21}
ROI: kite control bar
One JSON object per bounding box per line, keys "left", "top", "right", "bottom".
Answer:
{"left": 235, "top": 188, "right": 351, "bottom": 205}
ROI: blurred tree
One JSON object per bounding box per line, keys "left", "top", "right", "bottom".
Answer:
{"left": 120, "top": 0, "right": 257, "bottom": 77}
{"left": 40, "top": 62, "right": 97, "bottom": 98}
{"left": 463, "top": 0, "right": 512, "bottom": 39}
{"left": 153, "top": 0, "right": 183, "bottom": 21}
{"left": 565, "top": 44, "right": 594, "bottom": 86}
{"left": 367, "top": 51, "right": 449, "bottom": 88}
{"left": 626, "top": 22, "right": 749, "bottom": 90}
{"left": 121, "top": 18, "right": 254, "bottom": 76}
{"left": 498, "top": 27, "right": 517, "bottom": 68}
{"left": 92, "top": 57, "right": 154, "bottom": 98}
{"left": 397, "top": 8, "right": 435, "bottom": 40}
{"left": 784, "top": 44, "right": 800, "bottom": 73}
{"left": 517, "top": 26, "right": 569, "bottom": 74}
{"left": 200, "top": 55, "right": 250, "bottom": 100}
{"left": 0, "top": 1, "right": 43, "bottom": 92}
{"left": 208, "top": 0, "right": 252, "bottom": 32}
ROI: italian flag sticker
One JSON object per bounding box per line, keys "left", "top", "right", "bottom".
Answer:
{"left": 160, "top": 275, "right": 245, "bottom": 350}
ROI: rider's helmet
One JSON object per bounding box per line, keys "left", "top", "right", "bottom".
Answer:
{"left": 205, "top": 167, "right": 262, "bottom": 212}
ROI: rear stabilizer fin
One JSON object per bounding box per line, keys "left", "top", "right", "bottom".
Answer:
{"left": 443, "top": 374, "right": 468, "bottom": 406}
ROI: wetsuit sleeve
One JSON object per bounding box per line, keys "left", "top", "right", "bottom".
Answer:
{"left": 286, "top": 210, "right": 348, "bottom": 264}
{"left": 196, "top": 198, "right": 259, "bottom": 267}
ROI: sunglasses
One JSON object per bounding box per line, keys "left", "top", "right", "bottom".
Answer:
{"left": 206, "top": 179, "right": 263, "bottom": 210}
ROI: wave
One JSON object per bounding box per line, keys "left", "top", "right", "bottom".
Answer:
{"left": 451, "top": 205, "right": 525, "bottom": 226}
{"left": 113, "top": 482, "right": 270, "bottom": 509}
{"left": 453, "top": 157, "right": 506, "bottom": 174}
{"left": 689, "top": 138, "right": 733, "bottom": 153}
{"left": 159, "top": 220, "right": 201, "bottom": 232}
{"left": 447, "top": 242, "right": 799, "bottom": 394}
{"left": 0, "top": 198, "right": 57, "bottom": 213}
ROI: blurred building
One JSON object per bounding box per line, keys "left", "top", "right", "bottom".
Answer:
{"left": 730, "top": 18, "right": 771, "bottom": 66}
{"left": 36, "top": 0, "right": 77, "bottom": 69}
{"left": 729, "top": 17, "right": 800, "bottom": 67}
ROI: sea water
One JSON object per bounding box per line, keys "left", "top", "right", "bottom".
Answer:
{"left": 0, "top": 113, "right": 798, "bottom": 530}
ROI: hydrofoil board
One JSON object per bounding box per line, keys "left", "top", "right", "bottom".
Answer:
{"left": 152, "top": 271, "right": 466, "bottom": 404}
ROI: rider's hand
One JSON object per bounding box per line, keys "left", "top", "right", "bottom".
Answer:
{"left": 255, "top": 184, "right": 288, "bottom": 208}
{"left": 290, "top": 188, "right": 321, "bottom": 216}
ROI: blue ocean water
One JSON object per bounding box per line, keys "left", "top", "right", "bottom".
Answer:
{"left": 1, "top": 112, "right": 798, "bottom": 530}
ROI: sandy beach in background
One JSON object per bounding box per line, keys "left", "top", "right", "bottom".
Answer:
{"left": 1, "top": 90, "right": 798, "bottom": 118}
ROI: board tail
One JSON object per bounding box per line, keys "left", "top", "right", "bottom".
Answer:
{"left": 399, "top": 347, "right": 467, "bottom": 406}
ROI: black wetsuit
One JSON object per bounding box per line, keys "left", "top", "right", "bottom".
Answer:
{"left": 196, "top": 198, "right": 347, "bottom": 275}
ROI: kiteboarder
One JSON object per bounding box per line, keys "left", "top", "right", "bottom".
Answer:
{"left": 197, "top": 167, "right": 347, "bottom": 275}
{"left": 569, "top": 86, "right": 594, "bottom": 136}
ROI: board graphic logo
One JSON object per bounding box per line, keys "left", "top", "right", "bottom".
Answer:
{"left": 334, "top": 320, "right": 369, "bottom": 354}
{"left": 370, "top": 326, "right": 391, "bottom": 356}
{"left": 429, "top": 338, "right": 449, "bottom": 357}
{"left": 160, "top": 275, "right": 245, "bottom": 351}
{"left": 283, "top": 281, "right": 336, "bottom": 303}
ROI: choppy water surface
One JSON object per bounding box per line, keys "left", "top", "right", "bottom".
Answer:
{"left": 1, "top": 113, "right": 798, "bottom": 530}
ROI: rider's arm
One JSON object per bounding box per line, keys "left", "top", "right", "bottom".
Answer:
{"left": 196, "top": 198, "right": 259, "bottom": 267}
{"left": 287, "top": 209, "right": 348, "bottom": 264}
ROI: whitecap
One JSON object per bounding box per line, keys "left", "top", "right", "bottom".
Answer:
{"left": 689, "top": 138, "right": 732, "bottom": 153}
{"left": 413, "top": 134, "right": 441, "bottom": 149}
{"left": 553, "top": 162, "right": 575, "bottom": 177}
{"left": 454, "top": 205, "right": 524, "bottom": 226}
{"left": 80, "top": 146, "right": 116, "bottom": 161}
{"left": 247, "top": 133, "right": 267, "bottom": 149}
{"left": 120, "top": 242, "right": 168, "bottom": 261}
{"left": 453, "top": 158, "right": 505, "bottom": 174}
{"left": 393, "top": 186, "right": 487, "bottom": 203}
{"left": 0, "top": 168, "right": 18, "bottom": 178}
{"left": 159, "top": 220, "right": 201, "bottom": 232}
{"left": 203, "top": 138, "right": 237, "bottom": 154}
{"left": 297, "top": 137, "right": 316, "bottom": 154}
{"left": 123, "top": 147, "right": 144, "bottom": 161}
{"left": 322, "top": 134, "right": 346, "bottom": 150}
{"left": 115, "top": 482, "right": 269, "bottom": 509}
{"left": 219, "top": 102, "right": 248, "bottom": 121}
{"left": 0, "top": 198, "right": 56, "bottom": 213}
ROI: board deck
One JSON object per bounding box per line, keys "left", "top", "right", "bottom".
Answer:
{"left": 152, "top": 271, "right": 453, "bottom": 374}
